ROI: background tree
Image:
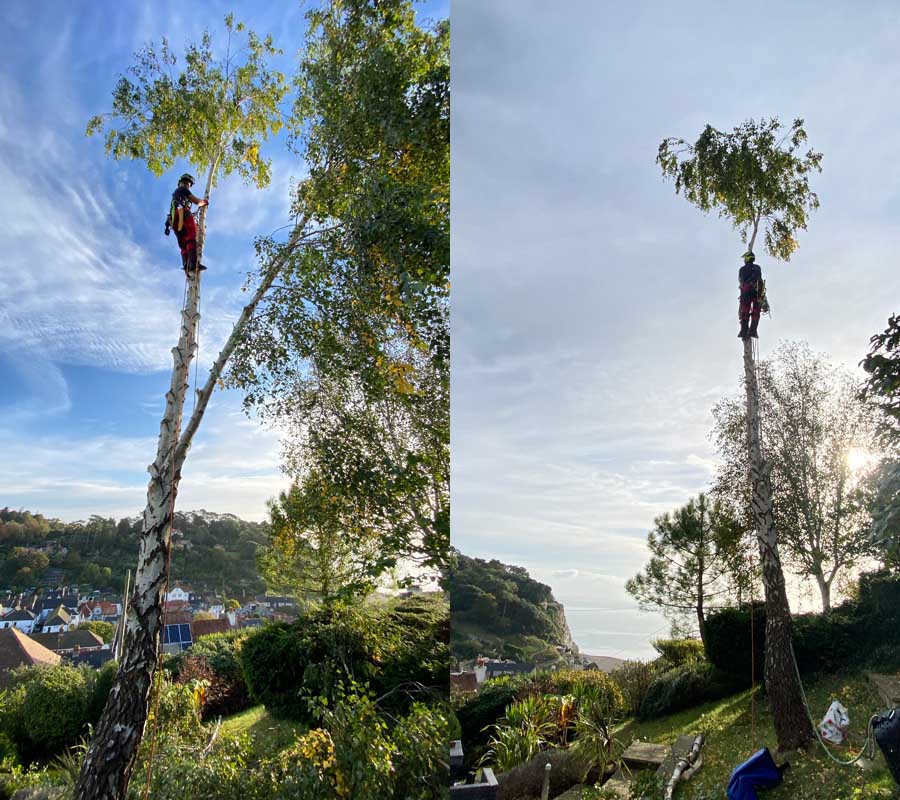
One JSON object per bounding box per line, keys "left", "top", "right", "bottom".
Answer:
{"left": 75, "top": 18, "right": 295, "bottom": 800}
{"left": 230, "top": 0, "right": 450, "bottom": 577}
{"left": 79, "top": 620, "right": 116, "bottom": 644}
{"left": 258, "top": 470, "right": 390, "bottom": 608}
{"left": 861, "top": 313, "right": 900, "bottom": 562}
{"left": 658, "top": 117, "right": 822, "bottom": 749}
{"left": 713, "top": 341, "right": 883, "bottom": 610}
{"left": 626, "top": 494, "right": 743, "bottom": 648}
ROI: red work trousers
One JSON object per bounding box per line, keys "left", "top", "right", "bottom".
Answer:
{"left": 174, "top": 211, "right": 197, "bottom": 271}
{"left": 739, "top": 282, "right": 760, "bottom": 324}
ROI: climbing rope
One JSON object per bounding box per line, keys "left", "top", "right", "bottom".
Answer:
{"left": 790, "top": 641, "right": 877, "bottom": 766}
{"left": 748, "top": 335, "right": 877, "bottom": 768}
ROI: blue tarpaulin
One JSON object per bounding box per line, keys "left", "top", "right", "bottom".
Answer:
{"left": 727, "top": 748, "right": 784, "bottom": 800}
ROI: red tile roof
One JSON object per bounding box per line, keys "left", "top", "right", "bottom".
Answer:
{"left": 0, "top": 628, "right": 60, "bottom": 685}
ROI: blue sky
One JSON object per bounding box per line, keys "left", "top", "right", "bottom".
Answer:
{"left": 0, "top": 0, "right": 447, "bottom": 523}
{"left": 452, "top": 0, "right": 900, "bottom": 658}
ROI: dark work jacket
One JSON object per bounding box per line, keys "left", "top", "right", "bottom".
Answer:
{"left": 739, "top": 262, "right": 762, "bottom": 290}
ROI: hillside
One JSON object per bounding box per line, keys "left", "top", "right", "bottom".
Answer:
{"left": 449, "top": 549, "right": 579, "bottom": 667}
{"left": 0, "top": 507, "right": 268, "bottom": 594}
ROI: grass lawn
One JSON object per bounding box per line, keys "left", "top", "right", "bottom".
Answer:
{"left": 219, "top": 705, "right": 305, "bottom": 760}
{"left": 596, "top": 671, "right": 898, "bottom": 800}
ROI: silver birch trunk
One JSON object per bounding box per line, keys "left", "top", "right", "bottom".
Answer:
{"left": 743, "top": 337, "right": 810, "bottom": 750}
{"left": 74, "top": 161, "right": 308, "bottom": 797}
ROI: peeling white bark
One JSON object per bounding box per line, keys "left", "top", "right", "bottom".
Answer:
{"left": 743, "top": 337, "right": 810, "bottom": 750}
{"left": 74, "top": 159, "right": 309, "bottom": 797}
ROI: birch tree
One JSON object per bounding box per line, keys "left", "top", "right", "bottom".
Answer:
{"left": 74, "top": 18, "right": 292, "bottom": 800}
{"left": 230, "top": 0, "right": 450, "bottom": 574}
{"left": 713, "top": 341, "right": 882, "bottom": 610}
{"left": 657, "top": 117, "right": 822, "bottom": 750}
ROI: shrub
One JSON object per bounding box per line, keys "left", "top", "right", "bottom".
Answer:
{"left": 652, "top": 638, "right": 705, "bottom": 668}
{"left": 240, "top": 608, "right": 380, "bottom": 721}
{"left": 391, "top": 702, "right": 451, "bottom": 800}
{"left": 613, "top": 660, "right": 655, "bottom": 717}
{"left": 379, "top": 594, "right": 450, "bottom": 708}
{"left": 703, "top": 605, "right": 765, "bottom": 679}
{"left": 638, "top": 663, "right": 742, "bottom": 720}
{"left": 2, "top": 665, "right": 93, "bottom": 761}
{"left": 454, "top": 675, "right": 527, "bottom": 768}
{"left": 88, "top": 659, "right": 117, "bottom": 724}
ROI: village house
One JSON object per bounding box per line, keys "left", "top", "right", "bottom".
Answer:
{"left": 30, "top": 629, "right": 105, "bottom": 656}
{"left": 0, "top": 608, "right": 37, "bottom": 634}
{"left": 0, "top": 628, "right": 60, "bottom": 686}
{"left": 40, "top": 605, "right": 73, "bottom": 634}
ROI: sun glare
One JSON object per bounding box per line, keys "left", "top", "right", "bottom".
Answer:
{"left": 846, "top": 447, "right": 874, "bottom": 473}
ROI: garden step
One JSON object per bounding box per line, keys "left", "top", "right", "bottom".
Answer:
{"left": 655, "top": 734, "right": 699, "bottom": 781}
{"left": 866, "top": 672, "right": 900, "bottom": 706}
{"left": 622, "top": 740, "right": 669, "bottom": 769}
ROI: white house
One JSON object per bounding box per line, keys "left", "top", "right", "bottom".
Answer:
{"left": 41, "top": 605, "right": 73, "bottom": 634}
{"left": 166, "top": 587, "right": 190, "bottom": 603}
{"left": 0, "top": 609, "right": 37, "bottom": 634}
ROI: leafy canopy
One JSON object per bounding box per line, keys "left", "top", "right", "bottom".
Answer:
{"left": 657, "top": 117, "right": 822, "bottom": 260}
{"left": 230, "top": 0, "right": 449, "bottom": 573}
{"left": 86, "top": 14, "right": 288, "bottom": 187}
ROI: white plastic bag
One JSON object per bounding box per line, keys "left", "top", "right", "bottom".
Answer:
{"left": 819, "top": 700, "right": 850, "bottom": 745}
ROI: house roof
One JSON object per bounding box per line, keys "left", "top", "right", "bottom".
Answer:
{"left": 164, "top": 611, "right": 194, "bottom": 626}
{"left": 30, "top": 630, "right": 104, "bottom": 653}
{"left": 80, "top": 601, "right": 119, "bottom": 616}
{"left": 67, "top": 649, "right": 114, "bottom": 669}
{"left": 43, "top": 605, "right": 73, "bottom": 626}
{"left": 192, "top": 618, "right": 231, "bottom": 638}
{"left": 0, "top": 628, "right": 60, "bottom": 684}
{"left": 2, "top": 608, "right": 36, "bottom": 622}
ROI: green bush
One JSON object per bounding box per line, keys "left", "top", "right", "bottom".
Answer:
{"left": 652, "top": 638, "right": 705, "bottom": 667}
{"left": 240, "top": 608, "right": 380, "bottom": 721}
{"left": 380, "top": 594, "right": 450, "bottom": 706}
{"left": 454, "top": 674, "right": 527, "bottom": 768}
{"left": 0, "top": 665, "right": 93, "bottom": 761}
{"left": 638, "top": 664, "right": 742, "bottom": 720}
{"left": 89, "top": 659, "right": 117, "bottom": 723}
{"left": 613, "top": 660, "right": 655, "bottom": 717}
{"left": 703, "top": 605, "right": 765, "bottom": 679}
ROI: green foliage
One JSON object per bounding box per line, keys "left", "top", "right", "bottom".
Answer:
{"left": 88, "top": 660, "right": 118, "bottom": 724}
{"left": 450, "top": 549, "right": 574, "bottom": 661}
{"left": 258, "top": 472, "right": 389, "bottom": 607}
{"left": 0, "top": 509, "right": 267, "bottom": 592}
{"left": 652, "top": 638, "right": 706, "bottom": 668}
{"left": 230, "top": 0, "right": 450, "bottom": 574}
{"left": 86, "top": 15, "right": 287, "bottom": 187}
{"left": 0, "top": 665, "right": 94, "bottom": 761}
{"left": 379, "top": 594, "right": 449, "bottom": 703}
{"left": 78, "top": 620, "right": 115, "bottom": 643}
{"left": 613, "top": 660, "right": 656, "bottom": 718}
{"left": 240, "top": 595, "right": 449, "bottom": 722}
{"left": 240, "top": 608, "right": 379, "bottom": 721}
{"left": 704, "top": 605, "right": 765, "bottom": 679}
{"left": 626, "top": 495, "right": 744, "bottom": 642}
{"left": 453, "top": 674, "right": 528, "bottom": 767}
{"left": 657, "top": 117, "right": 822, "bottom": 260}
{"left": 638, "top": 663, "right": 742, "bottom": 720}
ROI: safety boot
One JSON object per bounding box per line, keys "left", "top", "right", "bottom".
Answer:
{"left": 749, "top": 319, "right": 759, "bottom": 338}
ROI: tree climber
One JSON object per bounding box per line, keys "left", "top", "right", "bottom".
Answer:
{"left": 166, "top": 173, "right": 209, "bottom": 275}
{"left": 738, "top": 250, "right": 767, "bottom": 339}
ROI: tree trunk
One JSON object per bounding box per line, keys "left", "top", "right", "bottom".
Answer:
{"left": 74, "top": 167, "right": 308, "bottom": 798}
{"left": 815, "top": 571, "right": 832, "bottom": 612}
{"left": 743, "top": 337, "right": 810, "bottom": 750}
